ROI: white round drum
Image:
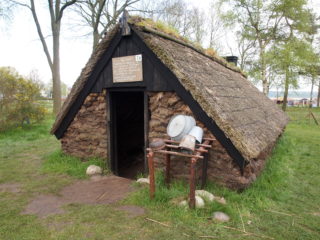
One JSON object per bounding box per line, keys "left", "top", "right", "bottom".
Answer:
{"left": 167, "top": 115, "right": 196, "bottom": 141}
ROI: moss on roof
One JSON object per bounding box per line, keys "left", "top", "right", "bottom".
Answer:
{"left": 128, "top": 16, "right": 247, "bottom": 77}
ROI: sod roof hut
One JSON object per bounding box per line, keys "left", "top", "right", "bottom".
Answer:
{"left": 51, "top": 15, "right": 288, "bottom": 189}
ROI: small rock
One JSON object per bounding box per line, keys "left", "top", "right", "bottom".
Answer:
{"left": 86, "top": 165, "right": 102, "bottom": 176}
{"left": 212, "top": 211, "right": 230, "bottom": 222}
{"left": 179, "top": 200, "right": 188, "bottom": 207}
{"left": 136, "top": 178, "right": 150, "bottom": 184}
{"left": 195, "top": 190, "right": 215, "bottom": 202}
{"left": 178, "top": 197, "right": 204, "bottom": 208}
{"left": 214, "top": 196, "right": 226, "bottom": 205}
{"left": 195, "top": 196, "right": 205, "bottom": 208}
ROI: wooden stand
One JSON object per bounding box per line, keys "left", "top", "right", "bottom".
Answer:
{"left": 146, "top": 138, "right": 215, "bottom": 209}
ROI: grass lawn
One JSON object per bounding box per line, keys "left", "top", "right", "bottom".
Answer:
{"left": 0, "top": 108, "right": 319, "bottom": 240}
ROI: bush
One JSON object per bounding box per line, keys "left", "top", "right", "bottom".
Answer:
{"left": 0, "top": 67, "right": 46, "bottom": 131}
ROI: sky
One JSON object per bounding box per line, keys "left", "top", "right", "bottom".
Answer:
{"left": 0, "top": 0, "right": 319, "bottom": 90}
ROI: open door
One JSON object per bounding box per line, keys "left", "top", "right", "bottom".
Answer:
{"left": 109, "top": 91, "right": 145, "bottom": 179}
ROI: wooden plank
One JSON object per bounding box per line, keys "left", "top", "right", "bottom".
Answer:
{"left": 165, "top": 151, "right": 171, "bottom": 186}
{"left": 152, "top": 65, "right": 173, "bottom": 91}
{"left": 126, "top": 36, "right": 141, "bottom": 55}
{"left": 201, "top": 152, "right": 209, "bottom": 189}
{"left": 110, "top": 92, "right": 119, "bottom": 174}
{"left": 153, "top": 150, "right": 203, "bottom": 159}
{"left": 130, "top": 29, "right": 246, "bottom": 171}
{"left": 144, "top": 91, "right": 149, "bottom": 174}
{"left": 118, "top": 37, "right": 127, "bottom": 57}
{"left": 106, "top": 93, "right": 112, "bottom": 171}
{"left": 112, "top": 55, "right": 143, "bottom": 83}
{"left": 189, "top": 157, "right": 197, "bottom": 209}
{"left": 164, "top": 139, "right": 212, "bottom": 148}
{"left": 147, "top": 150, "right": 155, "bottom": 199}
{"left": 143, "top": 54, "right": 154, "bottom": 90}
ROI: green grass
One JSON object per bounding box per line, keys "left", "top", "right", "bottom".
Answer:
{"left": 287, "top": 106, "right": 320, "bottom": 125}
{"left": 0, "top": 108, "right": 319, "bottom": 239}
{"left": 43, "top": 150, "right": 106, "bottom": 179}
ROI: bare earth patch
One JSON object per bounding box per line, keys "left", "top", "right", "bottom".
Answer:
{"left": 0, "top": 183, "right": 21, "bottom": 193}
{"left": 22, "top": 175, "right": 135, "bottom": 218}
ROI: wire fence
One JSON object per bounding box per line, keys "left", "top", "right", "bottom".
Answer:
{"left": 287, "top": 107, "right": 320, "bottom": 125}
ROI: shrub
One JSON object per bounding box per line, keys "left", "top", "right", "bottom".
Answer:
{"left": 0, "top": 67, "right": 46, "bottom": 131}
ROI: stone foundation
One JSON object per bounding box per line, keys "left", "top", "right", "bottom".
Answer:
{"left": 148, "top": 92, "right": 266, "bottom": 190}
{"left": 61, "top": 91, "right": 108, "bottom": 159}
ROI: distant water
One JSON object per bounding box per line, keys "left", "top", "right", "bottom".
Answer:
{"left": 268, "top": 91, "right": 319, "bottom": 99}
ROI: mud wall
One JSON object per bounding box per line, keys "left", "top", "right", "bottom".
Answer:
{"left": 60, "top": 90, "right": 266, "bottom": 189}
{"left": 148, "top": 92, "right": 266, "bottom": 190}
{"left": 60, "top": 91, "right": 108, "bottom": 159}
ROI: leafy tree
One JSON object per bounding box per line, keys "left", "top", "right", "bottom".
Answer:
{"left": 270, "top": 38, "right": 317, "bottom": 111}
{"left": 219, "top": 0, "right": 312, "bottom": 96}
{"left": 0, "top": 67, "right": 46, "bottom": 131}
{"left": 219, "top": 0, "right": 280, "bottom": 94}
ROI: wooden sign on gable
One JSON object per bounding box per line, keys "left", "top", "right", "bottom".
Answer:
{"left": 112, "top": 54, "right": 143, "bottom": 83}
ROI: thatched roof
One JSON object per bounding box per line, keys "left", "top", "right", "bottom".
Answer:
{"left": 51, "top": 17, "right": 288, "bottom": 161}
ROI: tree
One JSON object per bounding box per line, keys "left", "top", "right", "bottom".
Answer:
{"left": 74, "top": 0, "right": 140, "bottom": 50}
{"left": 0, "top": 67, "right": 46, "bottom": 131}
{"left": 151, "top": 0, "right": 206, "bottom": 45}
{"left": 207, "top": 2, "right": 225, "bottom": 52}
{"left": 219, "top": 0, "right": 312, "bottom": 96}
{"left": 270, "top": 38, "right": 317, "bottom": 111}
{"left": 274, "top": 4, "right": 317, "bottom": 111}
{"left": 236, "top": 32, "right": 256, "bottom": 71}
{"left": 10, "top": 0, "right": 78, "bottom": 115}
{"left": 219, "top": 0, "right": 282, "bottom": 95}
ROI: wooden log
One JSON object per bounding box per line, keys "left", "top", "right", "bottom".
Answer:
{"left": 164, "top": 139, "right": 212, "bottom": 148}
{"left": 147, "top": 150, "right": 155, "bottom": 200}
{"left": 153, "top": 150, "right": 204, "bottom": 159}
{"left": 165, "top": 151, "right": 171, "bottom": 187}
{"left": 189, "top": 157, "right": 197, "bottom": 209}
{"left": 165, "top": 144, "right": 208, "bottom": 153}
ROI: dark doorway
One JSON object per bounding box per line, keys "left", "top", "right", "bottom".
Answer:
{"left": 110, "top": 91, "right": 145, "bottom": 179}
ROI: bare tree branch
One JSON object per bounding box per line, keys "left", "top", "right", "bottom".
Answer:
{"left": 31, "top": 0, "right": 53, "bottom": 70}
{"left": 59, "top": 0, "right": 77, "bottom": 21}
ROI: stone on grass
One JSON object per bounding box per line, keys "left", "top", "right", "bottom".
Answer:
{"left": 212, "top": 211, "right": 230, "bottom": 222}
{"left": 136, "top": 178, "right": 150, "bottom": 184}
{"left": 178, "top": 196, "right": 204, "bottom": 208}
{"left": 86, "top": 165, "right": 102, "bottom": 176}
{"left": 214, "top": 196, "right": 226, "bottom": 205}
{"left": 179, "top": 200, "right": 188, "bottom": 207}
{"left": 195, "top": 196, "right": 205, "bottom": 208}
{"left": 195, "top": 190, "right": 215, "bottom": 202}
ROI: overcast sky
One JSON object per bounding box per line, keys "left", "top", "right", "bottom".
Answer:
{"left": 0, "top": 0, "right": 319, "bottom": 90}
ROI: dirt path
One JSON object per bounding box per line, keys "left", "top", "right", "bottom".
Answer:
{"left": 22, "top": 175, "right": 144, "bottom": 218}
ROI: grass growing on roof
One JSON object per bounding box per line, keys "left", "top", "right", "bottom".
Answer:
{"left": 130, "top": 16, "right": 247, "bottom": 76}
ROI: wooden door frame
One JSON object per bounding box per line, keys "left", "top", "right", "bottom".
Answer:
{"left": 106, "top": 88, "right": 149, "bottom": 176}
